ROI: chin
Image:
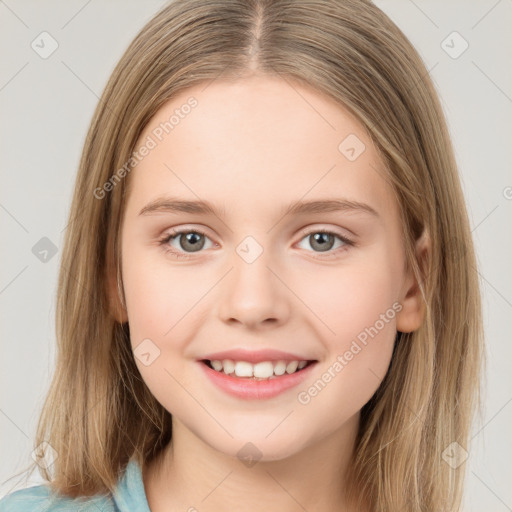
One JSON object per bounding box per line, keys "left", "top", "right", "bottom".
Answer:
{"left": 199, "top": 424, "right": 312, "bottom": 464}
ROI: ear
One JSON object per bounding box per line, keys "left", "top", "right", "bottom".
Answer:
{"left": 395, "top": 229, "right": 430, "bottom": 333}
{"left": 105, "top": 233, "right": 128, "bottom": 324}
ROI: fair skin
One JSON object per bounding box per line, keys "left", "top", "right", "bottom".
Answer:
{"left": 113, "top": 74, "right": 426, "bottom": 511}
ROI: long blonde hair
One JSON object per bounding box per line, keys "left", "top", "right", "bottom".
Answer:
{"left": 10, "top": 1, "right": 484, "bottom": 510}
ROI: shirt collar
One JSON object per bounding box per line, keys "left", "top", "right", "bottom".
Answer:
{"left": 111, "top": 457, "right": 152, "bottom": 512}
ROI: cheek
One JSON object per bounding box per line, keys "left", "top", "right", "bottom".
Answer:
{"left": 337, "top": 268, "right": 398, "bottom": 343}
{"left": 299, "top": 251, "right": 400, "bottom": 343}
{"left": 122, "top": 253, "right": 197, "bottom": 409}
{"left": 295, "top": 251, "right": 400, "bottom": 395}
{"left": 121, "top": 245, "right": 210, "bottom": 400}
{"left": 121, "top": 243, "right": 198, "bottom": 343}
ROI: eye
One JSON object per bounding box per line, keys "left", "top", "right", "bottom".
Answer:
{"left": 296, "top": 228, "right": 354, "bottom": 258}
{"left": 158, "top": 228, "right": 214, "bottom": 258}
{"left": 158, "top": 227, "right": 355, "bottom": 260}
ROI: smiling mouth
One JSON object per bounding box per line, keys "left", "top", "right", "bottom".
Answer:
{"left": 200, "top": 359, "right": 316, "bottom": 380}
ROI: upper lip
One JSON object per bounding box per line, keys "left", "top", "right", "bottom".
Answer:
{"left": 199, "top": 348, "right": 317, "bottom": 364}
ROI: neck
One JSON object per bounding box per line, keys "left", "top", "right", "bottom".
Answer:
{"left": 143, "top": 412, "right": 364, "bottom": 512}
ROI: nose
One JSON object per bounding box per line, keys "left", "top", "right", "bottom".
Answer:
{"left": 217, "top": 251, "right": 291, "bottom": 330}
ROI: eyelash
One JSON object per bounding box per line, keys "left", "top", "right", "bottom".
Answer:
{"left": 157, "top": 227, "right": 355, "bottom": 260}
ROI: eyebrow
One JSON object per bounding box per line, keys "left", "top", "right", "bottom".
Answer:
{"left": 138, "top": 196, "right": 379, "bottom": 219}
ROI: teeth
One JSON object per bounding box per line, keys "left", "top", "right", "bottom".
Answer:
{"left": 207, "top": 359, "right": 310, "bottom": 378}
{"left": 273, "top": 361, "right": 286, "bottom": 376}
{"left": 211, "top": 360, "right": 223, "bottom": 371}
{"left": 235, "top": 361, "right": 253, "bottom": 377}
{"left": 222, "top": 359, "right": 235, "bottom": 375}
{"left": 285, "top": 361, "right": 298, "bottom": 374}
{"left": 253, "top": 361, "right": 274, "bottom": 378}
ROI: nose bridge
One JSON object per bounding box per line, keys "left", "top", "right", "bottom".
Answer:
{"left": 218, "top": 233, "right": 290, "bottom": 327}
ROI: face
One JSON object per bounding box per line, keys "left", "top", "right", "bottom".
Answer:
{"left": 117, "top": 75, "right": 418, "bottom": 460}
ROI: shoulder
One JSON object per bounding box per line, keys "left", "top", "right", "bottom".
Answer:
{"left": 0, "top": 484, "right": 115, "bottom": 512}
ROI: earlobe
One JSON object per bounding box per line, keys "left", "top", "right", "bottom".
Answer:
{"left": 396, "top": 229, "right": 430, "bottom": 333}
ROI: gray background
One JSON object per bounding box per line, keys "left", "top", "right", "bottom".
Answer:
{"left": 1, "top": 1, "right": 511, "bottom": 510}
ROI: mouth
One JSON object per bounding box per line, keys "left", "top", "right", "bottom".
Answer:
{"left": 200, "top": 358, "right": 317, "bottom": 381}
{"left": 198, "top": 357, "right": 318, "bottom": 400}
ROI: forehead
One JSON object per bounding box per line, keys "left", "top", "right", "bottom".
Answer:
{"left": 125, "top": 75, "right": 397, "bottom": 222}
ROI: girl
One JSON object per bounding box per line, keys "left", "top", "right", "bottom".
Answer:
{"left": 0, "top": 0, "right": 484, "bottom": 511}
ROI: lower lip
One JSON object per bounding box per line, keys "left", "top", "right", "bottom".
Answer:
{"left": 198, "top": 361, "right": 317, "bottom": 400}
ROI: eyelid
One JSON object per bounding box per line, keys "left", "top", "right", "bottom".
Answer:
{"left": 159, "top": 224, "right": 215, "bottom": 241}
{"left": 295, "top": 224, "right": 354, "bottom": 241}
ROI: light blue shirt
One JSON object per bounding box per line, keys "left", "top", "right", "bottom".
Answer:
{"left": 0, "top": 458, "right": 151, "bottom": 511}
